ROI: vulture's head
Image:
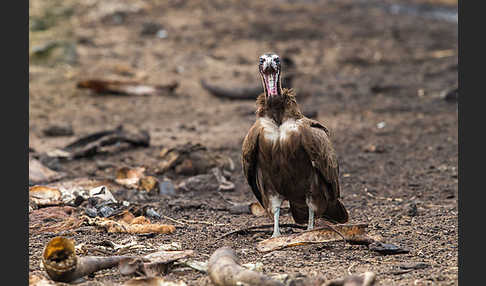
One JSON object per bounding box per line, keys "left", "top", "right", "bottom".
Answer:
{"left": 259, "top": 53, "right": 282, "bottom": 99}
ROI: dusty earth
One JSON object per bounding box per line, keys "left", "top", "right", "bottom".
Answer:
{"left": 29, "top": 0, "right": 458, "bottom": 285}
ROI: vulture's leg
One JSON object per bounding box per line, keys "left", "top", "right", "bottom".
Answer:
{"left": 306, "top": 197, "right": 316, "bottom": 231}
{"left": 307, "top": 207, "right": 315, "bottom": 230}
{"left": 270, "top": 196, "right": 284, "bottom": 238}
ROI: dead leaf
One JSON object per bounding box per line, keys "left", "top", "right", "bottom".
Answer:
{"left": 250, "top": 202, "right": 266, "bottom": 216}
{"left": 139, "top": 176, "right": 159, "bottom": 192}
{"left": 116, "top": 167, "right": 147, "bottom": 188}
{"left": 29, "top": 186, "right": 62, "bottom": 206}
{"left": 77, "top": 79, "right": 178, "bottom": 96}
{"left": 29, "top": 274, "right": 56, "bottom": 286}
{"left": 257, "top": 224, "right": 372, "bottom": 252}
{"left": 29, "top": 158, "right": 65, "bottom": 184}
{"left": 85, "top": 216, "right": 176, "bottom": 234}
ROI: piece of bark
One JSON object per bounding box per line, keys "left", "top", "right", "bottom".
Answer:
{"left": 119, "top": 250, "right": 194, "bottom": 276}
{"left": 322, "top": 272, "right": 376, "bottom": 286}
{"left": 77, "top": 79, "right": 178, "bottom": 96}
{"left": 257, "top": 224, "right": 371, "bottom": 252}
{"left": 208, "top": 247, "right": 283, "bottom": 286}
{"left": 64, "top": 125, "right": 150, "bottom": 158}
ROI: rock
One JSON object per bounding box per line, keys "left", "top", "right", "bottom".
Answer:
{"left": 440, "top": 87, "right": 458, "bottom": 102}
{"left": 399, "top": 262, "right": 429, "bottom": 270}
{"left": 98, "top": 205, "right": 115, "bottom": 217}
{"left": 178, "top": 174, "right": 219, "bottom": 192}
{"left": 42, "top": 125, "right": 74, "bottom": 137}
{"left": 369, "top": 241, "right": 409, "bottom": 255}
{"left": 140, "top": 22, "right": 161, "bottom": 35}
{"left": 30, "top": 41, "right": 78, "bottom": 65}
{"left": 406, "top": 203, "right": 418, "bottom": 217}
{"left": 160, "top": 180, "right": 176, "bottom": 195}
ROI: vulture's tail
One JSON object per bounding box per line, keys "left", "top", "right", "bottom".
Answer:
{"left": 323, "top": 199, "right": 349, "bottom": 223}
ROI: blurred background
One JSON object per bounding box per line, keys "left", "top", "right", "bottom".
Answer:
{"left": 29, "top": 0, "right": 458, "bottom": 284}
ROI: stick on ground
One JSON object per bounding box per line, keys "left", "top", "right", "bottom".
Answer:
{"left": 208, "top": 247, "right": 283, "bottom": 286}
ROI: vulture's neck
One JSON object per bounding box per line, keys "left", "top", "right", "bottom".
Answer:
{"left": 256, "top": 88, "right": 303, "bottom": 125}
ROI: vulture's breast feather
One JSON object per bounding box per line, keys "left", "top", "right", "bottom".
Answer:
{"left": 257, "top": 117, "right": 314, "bottom": 201}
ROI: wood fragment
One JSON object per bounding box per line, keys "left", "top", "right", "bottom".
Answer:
{"left": 160, "top": 214, "right": 225, "bottom": 226}
{"left": 217, "top": 224, "right": 307, "bottom": 240}
{"left": 208, "top": 247, "right": 283, "bottom": 286}
{"left": 77, "top": 79, "right": 178, "bottom": 96}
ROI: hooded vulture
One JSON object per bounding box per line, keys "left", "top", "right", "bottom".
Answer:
{"left": 242, "top": 53, "right": 349, "bottom": 237}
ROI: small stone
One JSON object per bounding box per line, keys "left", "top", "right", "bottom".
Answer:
{"left": 98, "top": 205, "right": 115, "bottom": 218}
{"left": 160, "top": 180, "right": 176, "bottom": 195}
{"left": 43, "top": 125, "right": 74, "bottom": 137}
{"left": 406, "top": 203, "right": 418, "bottom": 217}
{"left": 140, "top": 22, "right": 162, "bottom": 36}
{"left": 85, "top": 207, "right": 98, "bottom": 218}
{"left": 146, "top": 208, "right": 161, "bottom": 219}
{"left": 377, "top": 122, "right": 386, "bottom": 129}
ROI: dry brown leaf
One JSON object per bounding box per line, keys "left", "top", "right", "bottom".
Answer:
{"left": 29, "top": 274, "right": 56, "bottom": 286}
{"left": 139, "top": 176, "right": 159, "bottom": 192}
{"left": 250, "top": 202, "right": 266, "bottom": 217}
{"left": 86, "top": 216, "right": 176, "bottom": 234}
{"left": 29, "top": 186, "right": 62, "bottom": 206}
{"left": 257, "top": 223, "right": 371, "bottom": 252}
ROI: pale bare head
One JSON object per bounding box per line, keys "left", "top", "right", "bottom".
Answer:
{"left": 259, "top": 53, "right": 282, "bottom": 98}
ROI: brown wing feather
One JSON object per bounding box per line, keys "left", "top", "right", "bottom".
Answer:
{"left": 300, "top": 118, "right": 341, "bottom": 200}
{"left": 241, "top": 122, "right": 264, "bottom": 207}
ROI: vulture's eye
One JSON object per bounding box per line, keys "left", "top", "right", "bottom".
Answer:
{"left": 275, "top": 58, "right": 280, "bottom": 64}
{"left": 259, "top": 58, "right": 264, "bottom": 64}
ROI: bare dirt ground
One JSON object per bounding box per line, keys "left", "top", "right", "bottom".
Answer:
{"left": 29, "top": 0, "right": 458, "bottom": 285}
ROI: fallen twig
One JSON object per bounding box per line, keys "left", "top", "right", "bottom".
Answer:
{"left": 208, "top": 247, "right": 283, "bottom": 286}
{"left": 216, "top": 223, "right": 307, "bottom": 240}
{"left": 160, "top": 214, "right": 225, "bottom": 226}
{"left": 77, "top": 79, "right": 178, "bottom": 96}
{"left": 201, "top": 79, "right": 262, "bottom": 100}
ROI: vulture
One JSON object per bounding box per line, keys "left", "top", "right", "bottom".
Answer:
{"left": 242, "top": 53, "right": 348, "bottom": 237}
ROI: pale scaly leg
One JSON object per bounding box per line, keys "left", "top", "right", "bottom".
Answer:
{"left": 272, "top": 207, "right": 281, "bottom": 238}
{"left": 306, "top": 197, "right": 316, "bottom": 231}
{"left": 307, "top": 207, "right": 315, "bottom": 231}
{"left": 270, "top": 195, "right": 283, "bottom": 238}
